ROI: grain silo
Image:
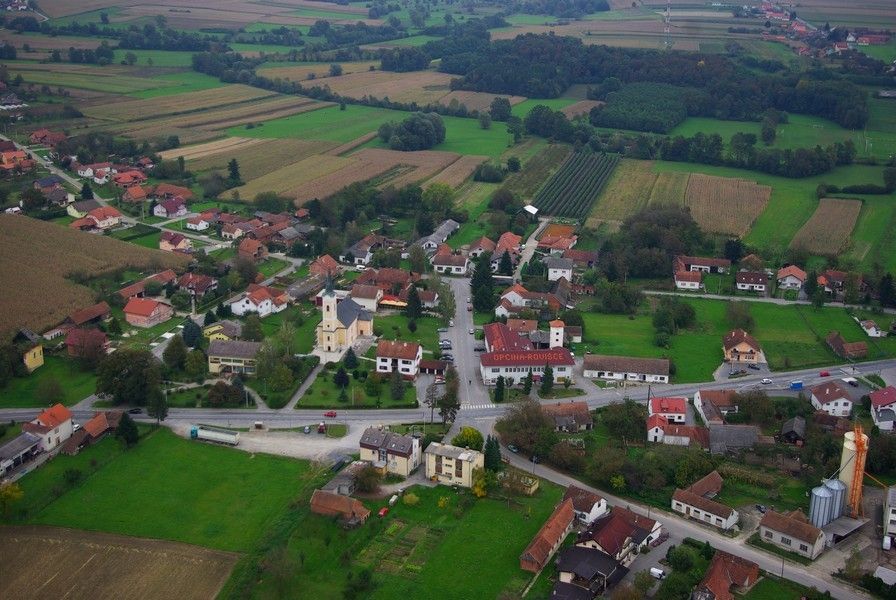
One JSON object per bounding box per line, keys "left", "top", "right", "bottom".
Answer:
{"left": 809, "top": 484, "right": 834, "bottom": 528}
{"left": 838, "top": 426, "right": 869, "bottom": 518}
{"left": 823, "top": 478, "right": 847, "bottom": 520}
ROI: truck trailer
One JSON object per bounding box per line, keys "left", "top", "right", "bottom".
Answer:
{"left": 190, "top": 425, "right": 240, "bottom": 446}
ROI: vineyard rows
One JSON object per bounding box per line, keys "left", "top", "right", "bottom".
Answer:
{"left": 532, "top": 152, "right": 620, "bottom": 218}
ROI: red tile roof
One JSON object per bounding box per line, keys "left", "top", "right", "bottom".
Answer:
{"left": 483, "top": 322, "right": 533, "bottom": 352}
{"left": 647, "top": 413, "right": 668, "bottom": 431}
{"left": 65, "top": 328, "right": 107, "bottom": 354}
{"left": 699, "top": 389, "right": 738, "bottom": 409}
{"left": 777, "top": 264, "right": 806, "bottom": 282}
{"left": 736, "top": 271, "right": 766, "bottom": 285}
{"left": 310, "top": 489, "right": 370, "bottom": 522}
{"left": 480, "top": 348, "right": 574, "bottom": 367}
{"left": 470, "top": 236, "right": 496, "bottom": 253}
{"left": 506, "top": 319, "right": 538, "bottom": 334}
{"left": 678, "top": 255, "right": 731, "bottom": 269}
{"left": 723, "top": 329, "right": 761, "bottom": 352}
{"left": 83, "top": 412, "right": 110, "bottom": 438}
{"left": 350, "top": 284, "right": 381, "bottom": 299}
{"left": 88, "top": 206, "right": 122, "bottom": 220}
{"left": 153, "top": 183, "right": 193, "bottom": 200}
{"left": 810, "top": 381, "right": 851, "bottom": 406}
{"left": 698, "top": 551, "right": 759, "bottom": 600}
{"left": 25, "top": 404, "right": 72, "bottom": 433}
{"left": 69, "top": 301, "right": 110, "bottom": 326}
{"left": 871, "top": 386, "right": 896, "bottom": 409}
{"left": 688, "top": 471, "right": 724, "bottom": 497}
{"left": 650, "top": 396, "right": 686, "bottom": 415}
{"left": 239, "top": 238, "right": 264, "bottom": 254}
{"left": 124, "top": 297, "right": 167, "bottom": 318}
{"left": 310, "top": 254, "right": 340, "bottom": 276}
{"left": 377, "top": 340, "right": 421, "bottom": 361}
{"left": 675, "top": 270, "right": 702, "bottom": 283}
{"left": 520, "top": 498, "right": 574, "bottom": 572}
{"left": 563, "top": 485, "right": 604, "bottom": 514}
{"left": 673, "top": 488, "right": 734, "bottom": 519}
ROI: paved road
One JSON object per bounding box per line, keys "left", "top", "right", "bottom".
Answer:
{"left": 513, "top": 218, "right": 549, "bottom": 281}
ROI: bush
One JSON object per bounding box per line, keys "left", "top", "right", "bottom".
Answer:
{"left": 402, "top": 492, "right": 420, "bottom": 506}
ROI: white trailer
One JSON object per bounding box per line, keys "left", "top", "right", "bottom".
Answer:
{"left": 190, "top": 425, "right": 239, "bottom": 446}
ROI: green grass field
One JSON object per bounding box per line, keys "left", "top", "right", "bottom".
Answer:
{"left": 258, "top": 257, "right": 291, "bottom": 278}
{"left": 27, "top": 428, "right": 312, "bottom": 552}
{"left": 375, "top": 314, "right": 442, "bottom": 354}
{"left": 128, "top": 71, "right": 226, "bottom": 99}
{"left": 113, "top": 49, "right": 195, "bottom": 67}
{"left": 743, "top": 575, "right": 810, "bottom": 600}
{"left": 231, "top": 104, "right": 512, "bottom": 158}
{"left": 0, "top": 356, "right": 96, "bottom": 408}
{"left": 9, "top": 68, "right": 160, "bottom": 94}
{"left": 843, "top": 192, "right": 896, "bottom": 271}
{"left": 511, "top": 98, "right": 577, "bottom": 119}
{"left": 384, "top": 34, "right": 443, "bottom": 46}
{"left": 259, "top": 306, "right": 322, "bottom": 354}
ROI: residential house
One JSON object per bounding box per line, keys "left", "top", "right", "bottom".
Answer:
{"left": 203, "top": 320, "right": 242, "bottom": 341}
{"left": 674, "top": 255, "right": 731, "bottom": 274}
{"left": 520, "top": 498, "right": 575, "bottom": 572}
{"left": 576, "top": 507, "right": 660, "bottom": 567}
{"left": 693, "top": 551, "right": 759, "bottom": 600}
{"left": 66, "top": 199, "right": 101, "bottom": 218}
{"left": 545, "top": 256, "right": 575, "bottom": 282}
{"left": 777, "top": 265, "right": 807, "bottom": 290}
{"left": 122, "top": 185, "right": 149, "bottom": 204}
{"left": 185, "top": 215, "right": 209, "bottom": 231}
{"left": 153, "top": 197, "right": 187, "bottom": 219}
{"left": 314, "top": 284, "right": 373, "bottom": 362}
{"left": 21, "top": 404, "right": 73, "bottom": 452}
{"left": 359, "top": 427, "right": 421, "bottom": 477}
{"left": 221, "top": 222, "right": 249, "bottom": 240}
{"left": 646, "top": 415, "right": 709, "bottom": 448}
{"left": 424, "top": 442, "right": 484, "bottom": 488}
{"left": 542, "top": 402, "right": 593, "bottom": 432}
{"left": 159, "top": 231, "right": 192, "bottom": 252}
{"left": 123, "top": 297, "right": 174, "bottom": 328}
{"left": 112, "top": 170, "right": 147, "bottom": 188}
{"left": 759, "top": 510, "right": 825, "bottom": 559}
{"left": 555, "top": 545, "right": 624, "bottom": 597}
{"left": 230, "top": 284, "right": 288, "bottom": 318}
{"left": 66, "top": 301, "right": 110, "bottom": 327}
{"left": 563, "top": 485, "right": 608, "bottom": 525}
{"left": 538, "top": 224, "right": 578, "bottom": 253}
{"left": 342, "top": 233, "right": 390, "bottom": 265}
{"left": 694, "top": 389, "right": 739, "bottom": 425}
{"left": 177, "top": 272, "right": 217, "bottom": 297}
{"left": 415, "top": 219, "right": 460, "bottom": 251}
{"left": 0, "top": 149, "right": 32, "bottom": 171}
{"left": 70, "top": 206, "right": 122, "bottom": 231}
{"left": 736, "top": 271, "right": 767, "bottom": 293}
{"left": 781, "top": 416, "right": 807, "bottom": 444}
{"left": 582, "top": 355, "right": 670, "bottom": 384}
{"left": 708, "top": 424, "right": 761, "bottom": 454}
{"left": 64, "top": 328, "right": 109, "bottom": 359}
{"left": 13, "top": 329, "right": 43, "bottom": 373}
{"left": 826, "top": 331, "right": 868, "bottom": 359}
{"left": 0, "top": 432, "right": 40, "bottom": 476}
{"left": 432, "top": 253, "right": 469, "bottom": 275}
{"left": 871, "top": 387, "right": 896, "bottom": 432}
{"left": 309, "top": 254, "right": 341, "bottom": 278}
{"left": 810, "top": 381, "right": 853, "bottom": 417}
{"left": 76, "top": 162, "right": 113, "bottom": 179}
{"left": 495, "top": 281, "right": 570, "bottom": 318}
{"left": 480, "top": 347, "right": 575, "bottom": 386}
{"left": 309, "top": 489, "right": 370, "bottom": 525}
{"left": 671, "top": 471, "right": 738, "bottom": 530}
{"left": 376, "top": 340, "right": 422, "bottom": 379}
{"left": 859, "top": 319, "right": 887, "bottom": 338}
{"left": 117, "top": 269, "right": 178, "bottom": 300}
{"left": 44, "top": 187, "right": 70, "bottom": 206}
{"left": 468, "top": 236, "right": 496, "bottom": 258}
{"left": 563, "top": 249, "right": 599, "bottom": 269}
{"left": 207, "top": 339, "right": 262, "bottom": 374}
{"left": 29, "top": 129, "right": 66, "bottom": 146}
{"left": 674, "top": 270, "right": 702, "bottom": 290}
{"left": 238, "top": 238, "right": 268, "bottom": 262}
{"left": 492, "top": 231, "right": 523, "bottom": 271}
{"left": 649, "top": 396, "right": 686, "bottom": 423}
{"left": 152, "top": 183, "right": 194, "bottom": 201}
{"left": 722, "top": 329, "right": 764, "bottom": 364}
{"left": 357, "top": 268, "right": 420, "bottom": 295}
{"left": 349, "top": 284, "right": 383, "bottom": 312}
{"left": 399, "top": 285, "right": 437, "bottom": 309}
{"left": 33, "top": 175, "right": 63, "bottom": 193}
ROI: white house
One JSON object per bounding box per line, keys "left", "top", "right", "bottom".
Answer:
{"left": 376, "top": 340, "right": 422, "bottom": 379}
{"left": 759, "top": 510, "right": 825, "bottom": 560}
{"left": 736, "top": 271, "right": 767, "bottom": 293}
{"left": 870, "top": 387, "right": 896, "bottom": 432}
{"left": 858, "top": 319, "right": 887, "bottom": 338}
{"left": 21, "top": 403, "right": 73, "bottom": 452}
{"left": 583, "top": 355, "right": 670, "bottom": 384}
{"left": 544, "top": 256, "right": 574, "bottom": 282}
{"left": 92, "top": 169, "right": 110, "bottom": 185}
{"left": 563, "top": 485, "right": 608, "bottom": 525}
{"left": 432, "top": 253, "right": 469, "bottom": 275}
{"left": 229, "top": 285, "right": 288, "bottom": 318}
{"left": 186, "top": 216, "right": 209, "bottom": 231}
{"left": 153, "top": 197, "right": 187, "bottom": 219}
{"left": 76, "top": 162, "right": 113, "bottom": 179}
{"left": 810, "top": 381, "right": 853, "bottom": 417}
{"left": 672, "top": 476, "right": 739, "bottom": 531}
{"left": 776, "top": 265, "right": 806, "bottom": 290}
{"left": 646, "top": 415, "right": 708, "bottom": 447}
{"left": 349, "top": 284, "right": 383, "bottom": 312}
{"left": 415, "top": 219, "right": 460, "bottom": 251}
{"left": 675, "top": 270, "right": 702, "bottom": 290}
{"left": 649, "top": 396, "right": 686, "bottom": 423}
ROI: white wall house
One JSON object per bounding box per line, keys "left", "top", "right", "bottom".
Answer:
{"left": 583, "top": 355, "right": 670, "bottom": 384}
{"left": 810, "top": 382, "right": 853, "bottom": 417}
{"left": 21, "top": 404, "right": 73, "bottom": 452}
{"left": 675, "top": 271, "right": 701, "bottom": 290}
{"left": 736, "top": 271, "right": 767, "bottom": 292}
{"left": 544, "top": 257, "right": 574, "bottom": 282}
{"left": 432, "top": 254, "right": 469, "bottom": 275}
{"left": 376, "top": 340, "right": 422, "bottom": 379}
{"left": 229, "top": 287, "right": 288, "bottom": 318}
{"left": 671, "top": 490, "right": 739, "bottom": 531}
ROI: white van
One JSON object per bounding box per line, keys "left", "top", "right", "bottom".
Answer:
{"left": 650, "top": 567, "right": 666, "bottom": 579}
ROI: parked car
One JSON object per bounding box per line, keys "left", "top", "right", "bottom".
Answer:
{"left": 437, "top": 328, "right": 448, "bottom": 333}
{"left": 843, "top": 377, "right": 859, "bottom": 387}
{"left": 434, "top": 376, "right": 445, "bottom": 384}
{"left": 819, "top": 370, "right": 830, "bottom": 377}
{"left": 761, "top": 378, "right": 772, "bottom": 385}
{"left": 467, "top": 305, "right": 472, "bottom": 311}
{"left": 755, "top": 504, "right": 767, "bottom": 513}
{"left": 507, "top": 444, "right": 519, "bottom": 453}
{"left": 748, "top": 363, "right": 760, "bottom": 370}
{"left": 650, "top": 568, "right": 666, "bottom": 580}
{"left": 468, "top": 328, "right": 475, "bottom": 335}
{"left": 324, "top": 410, "right": 337, "bottom": 418}
{"left": 128, "top": 408, "right": 142, "bottom": 414}
{"left": 303, "top": 425, "right": 310, "bottom": 434}
{"left": 378, "top": 507, "right": 389, "bottom": 517}
{"left": 442, "top": 355, "right": 454, "bottom": 362}
{"left": 448, "top": 319, "right": 454, "bottom": 327}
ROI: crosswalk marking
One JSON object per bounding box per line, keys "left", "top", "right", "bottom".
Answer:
{"left": 461, "top": 404, "right": 494, "bottom": 410}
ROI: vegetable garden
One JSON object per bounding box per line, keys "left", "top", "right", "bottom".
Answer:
{"left": 532, "top": 152, "right": 620, "bottom": 218}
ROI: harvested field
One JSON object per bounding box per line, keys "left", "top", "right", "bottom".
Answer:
{"left": 0, "top": 215, "right": 187, "bottom": 337}
{"left": 789, "top": 198, "right": 862, "bottom": 255}
{"left": 158, "top": 137, "right": 267, "bottom": 161}
{"left": 587, "top": 159, "right": 659, "bottom": 227}
{"left": 0, "top": 525, "right": 238, "bottom": 600}
{"left": 190, "top": 139, "right": 337, "bottom": 180}
{"left": 229, "top": 154, "right": 354, "bottom": 199}
{"left": 326, "top": 132, "right": 378, "bottom": 156}
{"left": 82, "top": 85, "right": 276, "bottom": 122}
{"left": 259, "top": 61, "right": 379, "bottom": 81}
{"left": 561, "top": 100, "right": 603, "bottom": 119}
{"left": 684, "top": 173, "right": 771, "bottom": 237}
{"left": 303, "top": 70, "right": 454, "bottom": 104}
{"left": 438, "top": 91, "right": 527, "bottom": 113}
{"left": 429, "top": 155, "right": 488, "bottom": 187}
{"left": 648, "top": 171, "right": 690, "bottom": 204}
{"left": 0, "top": 33, "right": 101, "bottom": 51}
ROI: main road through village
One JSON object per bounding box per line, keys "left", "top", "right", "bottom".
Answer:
{"left": 2, "top": 238, "right": 891, "bottom": 596}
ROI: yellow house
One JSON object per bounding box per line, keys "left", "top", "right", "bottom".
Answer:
{"left": 22, "top": 344, "right": 44, "bottom": 373}
{"left": 424, "top": 442, "right": 485, "bottom": 488}
{"left": 359, "top": 427, "right": 421, "bottom": 477}
{"left": 203, "top": 320, "right": 242, "bottom": 341}
{"left": 722, "top": 329, "right": 764, "bottom": 364}
{"left": 315, "top": 283, "right": 373, "bottom": 363}
{"left": 14, "top": 329, "right": 44, "bottom": 373}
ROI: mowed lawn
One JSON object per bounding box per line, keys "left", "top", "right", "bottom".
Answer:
{"left": 230, "top": 104, "right": 512, "bottom": 157}
{"left": 0, "top": 355, "right": 96, "bottom": 408}
{"left": 375, "top": 314, "right": 442, "bottom": 355}
{"left": 29, "top": 428, "right": 311, "bottom": 552}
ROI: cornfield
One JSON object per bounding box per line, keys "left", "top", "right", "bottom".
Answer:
{"left": 789, "top": 198, "right": 862, "bottom": 256}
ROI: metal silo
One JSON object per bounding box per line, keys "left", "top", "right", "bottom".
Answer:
{"left": 824, "top": 478, "right": 847, "bottom": 520}
{"left": 809, "top": 485, "right": 834, "bottom": 528}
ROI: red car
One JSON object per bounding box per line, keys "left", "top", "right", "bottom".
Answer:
{"left": 324, "top": 410, "right": 337, "bottom": 418}
{"left": 378, "top": 507, "right": 389, "bottom": 517}
{"left": 819, "top": 371, "right": 830, "bottom": 377}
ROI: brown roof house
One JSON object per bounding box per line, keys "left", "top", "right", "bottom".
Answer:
{"left": 238, "top": 238, "right": 268, "bottom": 262}
{"left": 542, "top": 402, "right": 593, "bottom": 432}
{"left": 759, "top": 509, "right": 825, "bottom": 560}
{"left": 375, "top": 340, "right": 422, "bottom": 380}
{"left": 66, "top": 301, "right": 110, "bottom": 327}
{"left": 582, "top": 355, "right": 670, "bottom": 384}
{"left": 826, "top": 331, "right": 868, "bottom": 360}
{"left": 694, "top": 389, "right": 739, "bottom": 425}
{"left": 810, "top": 381, "right": 853, "bottom": 417}
{"left": 692, "top": 551, "right": 759, "bottom": 600}
{"left": 309, "top": 254, "right": 341, "bottom": 278}
{"left": 359, "top": 427, "right": 421, "bottom": 477}
{"left": 671, "top": 471, "right": 738, "bottom": 530}
{"left": 563, "top": 485, "right": 608, "bottom": 525}
{"left": 520, "top": 498, "right": 575, "bottom": 573}
{"left": 722, "top": 329, "right": 764, "bottom": 364}
{"left": 310, "top": 489, "right": 370, "bottom": 526}
{"left": 576, "top": 507, "right": 660, "bottom": 567}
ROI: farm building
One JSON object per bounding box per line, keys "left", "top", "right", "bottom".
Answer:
{"left": 309, "top": 490, "right": 370, "bottom": 526}
{"left": 520, "top": 498, "right": 575, "bottom": 573}
{"left": 123, "top": 298, "right": 173, "bottom": 328}
{"left": 237, "top": 238, "right": 267, "bottom": 262}
{"left": 826, "top": 331, "right": 868, "bottom": 359}
{"left": 671, "top": 471, "right": 738, "bottom": 531}
{"left": 582, "top": 355, "right": 670, "bottom": 384}
{"left": 415, "top": 219, "right": 460, "bottom": 251}
{"left": 759, "top": 510, "right": 825, "bottom": 560}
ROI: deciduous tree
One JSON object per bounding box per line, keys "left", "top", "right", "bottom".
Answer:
{"left": 162, "top": 334, "right": 187, "bottom": 369}
{"left": 451, "top": 426, "right": 484, "bottom": 451}
{"left": 116, "top": 412, "right": 139, "bottom": 446}
{"left": 96, "top": 348, "right": 160, "bottom": 406}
